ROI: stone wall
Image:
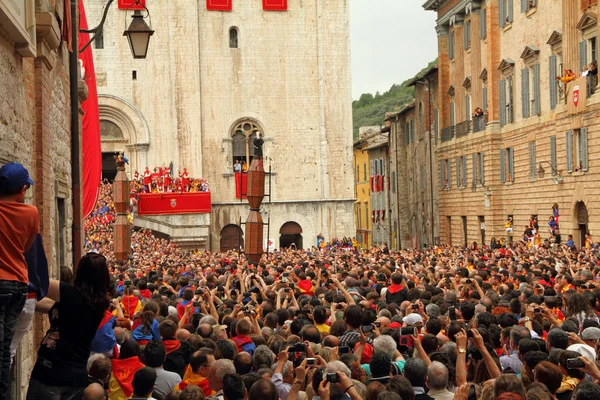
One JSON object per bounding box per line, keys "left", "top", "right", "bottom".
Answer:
{"left": 0, "top": 1, "right": 72, "bottom": 396}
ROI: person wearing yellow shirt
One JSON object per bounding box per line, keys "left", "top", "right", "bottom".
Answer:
{"left": 312, "top": 306, "right": 330, "bottom": 335}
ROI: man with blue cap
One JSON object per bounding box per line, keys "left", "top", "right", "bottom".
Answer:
{"left": 0, "top": 162, "right": 39, "bottom": 398}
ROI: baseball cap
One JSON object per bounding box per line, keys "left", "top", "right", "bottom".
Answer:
{"left": 582, "top": 327, "right": 600, "bottom": 341}
{"left": 567, "top": 344, "right": 597, "bottom": 362}
{"left": 402, "top": 313, "right": 423, "bottom": 326}
{"left": 0, "top": 162, "right": 34, "bottom": 191}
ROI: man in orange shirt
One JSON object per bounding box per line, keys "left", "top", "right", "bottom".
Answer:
{"left": 0, "top": 162, "right": 39, "bottom": 398}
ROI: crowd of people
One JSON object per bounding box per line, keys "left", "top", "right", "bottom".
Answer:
{"left": 7, "top": 160, "right": 600, "bottom": 400}
{"left": 134, "top": 166, "right": 209, "bottom": 194}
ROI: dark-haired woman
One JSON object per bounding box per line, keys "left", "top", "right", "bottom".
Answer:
{"left": 130, "top": 301, "right": 160, "bottom": 345}
{"left": 26, "top": 253, "right": 110, "bottom": 400}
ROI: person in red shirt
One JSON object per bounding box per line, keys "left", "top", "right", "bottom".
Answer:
{"left": 0, "top": 162, "right": 38, "bottom": 399}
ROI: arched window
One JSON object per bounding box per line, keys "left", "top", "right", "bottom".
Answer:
{"left": 100, "top": 120, "right": 123, "bottom": 139}
{"left": 229, "top": 27, "right": 238, "bottom": 48}
{"left": 231, "top": 120, "right": 263, "bottom": 167}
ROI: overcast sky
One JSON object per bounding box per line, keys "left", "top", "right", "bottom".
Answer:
{"left": 350, "top": 1, "right": 438, "bottom": 100}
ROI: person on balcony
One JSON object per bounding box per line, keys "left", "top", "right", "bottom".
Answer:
{"left": 234, "top": 160, "right": 241, "bottom": 173}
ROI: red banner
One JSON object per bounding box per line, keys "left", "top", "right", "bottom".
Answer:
{"left": 118, "top": 0, "right": 146, "bottom": 10}
{"left": 207, "top": 0, "right": 232, "bottom": 11}
{"left": 263, "top": 0, "right": 287, "bottom": 10}
{"left": 78, "top": 1, "right": 101, "bottom": 218}
{"left": 137, "top": 192, "right": 212, "bottom": 215}
{"left": 235, "top": 172, "right": 247, "bottom": 199}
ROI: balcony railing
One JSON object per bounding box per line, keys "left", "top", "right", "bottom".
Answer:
{"left": 473, "top": 115, "right": 488, "bottom": 133}
{"left": 587, "top": 74, "right": 598, "bottom": 98}
{"left": 441, "top": 126, "right": 454, "bottom": 142}
{"left": 455, "top": 121, "right": 471, "bottom": 138}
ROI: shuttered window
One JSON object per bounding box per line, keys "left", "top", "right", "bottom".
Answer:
{"left": 581, "top": 127, "right": 589, "bottom": 171}
{"left": 478, "top": 152, "right": 485, "bottom": 185}
{"left": 508, "top": 147, "right": 515, "bottom": 181}
{"left": 232, "top": 131, "right": 246, "bottom": 159}
{"left": 447, "top": 159, "right": 452, "bottom": 188}
{"left": 483, "top": 86, "right": 488, "bottom": 112}
{"left": 449, "top": 31, "right": 455, "bottom": 60}
{"left": 499, "top": 79, "right": 506, "bottom": 126}
{"left": 550, "top": 136, "right": 556, "bottom": 176}
{"left": 450, "top": 101, "right": 455, "bottom": 127}
{"left": 566, "top": 130, "right": 573, "bottom": 172}
{"left": 521, "top": 68, "right": 530, "bottom": 119}
{"left": 529, "top": 141, "right": 537, "bottom": 180}
{"left": 500, "top": 148, "right": 506, "bottom": 182}
{"left": 466, "top": 95, "right": 471, "bottom": 121}
{"left": 456, "top": 157, "right": 461, "bottom": 187}
{"left": 472, "top": 154, "right": 477, "bottom": 186}
{"left": 480, "top": 8, "right": 486, "bottom": 40}
{"left": 533, "top": 64, "right": 541, "bottom": 115}
{"left": 462, "top": 155, "right": 467, "bottom": 187}
{"left": 549, "top": 55, "right": 558, "bottom": 110}
{"left": 580, "top": 40, "right": 588, "bottom": 72}
{"left": 405, "top": 123, "right": 410, "bottom": 145}
{"left": 440, "top": 160, "right": 446, "bottom": 188}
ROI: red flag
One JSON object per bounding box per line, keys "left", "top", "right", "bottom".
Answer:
{"left": 207, "top": 0, "right": 232, "bottom": 10}
{"left": 118, "top": 0, "right": 146, "bottom": 10}
{"left": 263, "top": 0, "right": 287, "bottom": 10}
{"left": 78, "top": 1, "right": 102, "bottom": 218}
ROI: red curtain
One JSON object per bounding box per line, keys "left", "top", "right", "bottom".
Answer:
{"left": 379, "top": 175, "right": 384, "bottom": 191}
{"left": 78, "top": 1, "right": 101, "bottom": 218}
{"left": 263, "top": 0, "right": 287, "bottom": 10}
{"left": 235, "top": 172, "right": 247, "bottom": 199}
{"left": 118, "top": 0, "right": 146, "bottom": 10}
{"left": 370, "top": 177, "right": 374, "bottom": 192}
{"left": 207, "top": 0, "right": 232, "bottom": 10}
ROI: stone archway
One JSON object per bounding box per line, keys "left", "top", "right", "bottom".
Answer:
{"left": 220, "top": 224, "right": 244, "bottom": 251}
{"left": 574, "top": 201, "right": 589, "bottom": 249}
{"left": 280, "top": 221, "right": 303, "bottom": 249}
{"left": 98, "top": 94, "right": 151, "bottom": 176}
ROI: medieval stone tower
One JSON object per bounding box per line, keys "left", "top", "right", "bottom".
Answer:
{"left": 88, "top": 0, "right": 356, "bottom": 250}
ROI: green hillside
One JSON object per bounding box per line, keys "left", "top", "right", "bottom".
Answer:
{"left": 352, "top": 60, "right": 437, "bottom": 141}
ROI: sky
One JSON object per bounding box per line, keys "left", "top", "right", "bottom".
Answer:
{"left": 350, "top": 0, "right": 438, "bottom": 100}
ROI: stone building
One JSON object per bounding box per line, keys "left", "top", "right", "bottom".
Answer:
{"left": 353, "top": 126, "right": 378, "bottom": 248}
{"left": 1, "top": 0, "right": 77, "bottom": 396}
{"left": 388, "top": 64, "right": 440, "bottom": 250}
{"left": 424, "top": 0, "right": 600, "bottom": 248}
{"left": 88, "top": 0, "right": 355, "bottom": 250}
{"left": 353, "top": 126, "right": 390, "bottom": 247}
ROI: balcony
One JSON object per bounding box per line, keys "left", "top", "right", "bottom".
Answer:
{"left": 441, "top": 126, "right": 454, "bottom": 142}
{"left": 587, "top": 74, "right": 597, "bottom": 98}
{"left": 473, "top": 115, "right": 487, "bottom": 133}
{"left": 455, "top": 121, "right": 471, "bottom": 138}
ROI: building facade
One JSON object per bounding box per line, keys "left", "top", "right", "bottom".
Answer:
{"left": 388, "top": 65, "right": 440, "bottom": 250}
{"left": 353, "top": 127, "right": 377, "bottom": 248}
{"left": 88, "top": 0, "right": 355, "bottom": 250}
{"left": 424, "top": 0, "right": 600, "bottom": 248}
{"left": 1, "top": 0, "right": 78, "bottom": 396}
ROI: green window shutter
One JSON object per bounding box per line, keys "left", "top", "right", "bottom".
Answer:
{"left": 456, "top": 157, "right": 460, "bottom": 187}
{"left": 462, "top": 155, "right": 467, "bottom": 186}
{"left": 529, "top": 142, "right": 537, "bottom": 180}
{"left": 581, "top": 127, "right": 589, "bottom": 171}
{"left": 472, "top": 153, "right": 477, "bottom": 186}
{"left": 500, "top": 149, "right": 506, "bottom": 183}
{"left": 521, "top": 68, "right": 530, "bottom": 119}
{"left": 440, "top": 160, "right": 445, "bottom": 188}
{"left": 508, "top": 0, "right": 513, "bottom": 22}
{"left": 580, "top": 40, "right": 588, "bottom": 72}
{"left": 508, "top": 147, "right": 515, "bottom": 181}
{"left": 521, "top": 0, "right": 527, "bottom": 12}
{"left": 549, "top": 55, "right": 557, "bottom": 110}
{"left": 499, "top": 80, "right": 506, "bottom": 126}
{"left": 483, "top": 86, "right": 488, "bottom": 112}
{"left": 449, "top": 32, "right": 455, "bottom": 60}
{"left": 499, "top": 0, "right": 505, "bottom": 27}
{"left": 450, "top": 102, "right": 455, "bottom": 127}
{"left": 466, "top": 95, "right": 471, "bottom": 121}
{"left": 447, "top": 159, "right": 452, "bottom": 188}
{"left": 533, "top": 64, "right": 541, "bottom": 115}
{"left": 566, "top": 130, "right": 573, "bottom": 172}
{"left": 550, "top": 136, "right": 557, "bottom": 176}
{"left": 480, "top": 8, "right": 486, "bottom": 40}
{"left": 479, "top": 152, "right": 485, "bottom": 185}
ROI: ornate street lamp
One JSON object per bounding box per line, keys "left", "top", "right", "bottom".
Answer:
{"left": 123, "top": 9, "right": 154, "bottom": 59}
{"left": 537, "top": 161, "right": 563, "bottom": 184}
{"left": 80, "top": 0, "right": 154, "bottom": 59}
